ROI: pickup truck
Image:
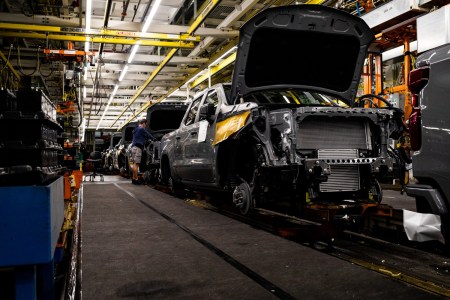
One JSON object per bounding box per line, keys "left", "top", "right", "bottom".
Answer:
{"left": 138, "top": 102, "right": 188, "bottom": 183}
{"left": 103, "top": 132, "right": 122, "bottom": 172}
{"left": 113, "top": 121, "right": 137, "bottom": 175}
{"left": 160, "top": 5, "right": 404, "bottom": 219}
{"left": 405, "top": 42, "right": 450, "bottom": 246}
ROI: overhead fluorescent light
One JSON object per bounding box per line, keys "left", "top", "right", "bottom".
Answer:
{"left": 141, "top": 0, "right": 162, "bottom": 33}
{"left": 118, "top": 65, "right": 129, "bottom": 82}
{"left": 97, "top": 93, "right": 116, "bottom": 130}
{"left": 112, "top": 84, "right": 119, "bottom": 96}
{"left": 167, "top": 88, "right": 179, "bottom": 98}
{"left": 209, "top": 46, "right": 237, "bottom": 67}
{"left": 128, "top": 44, "right": 140, "bottom": 63}
{"left": 83, "top": 86, "right": 86, "bottom": 98}
{"left": 86, "top": 0, "right": 92, "bottom": 32}
{"left": 85, "top": 0, "right": 92, "bottom": 52}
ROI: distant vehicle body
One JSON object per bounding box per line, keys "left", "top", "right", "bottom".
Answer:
{"left": 405, "top": 43, "right": 450, "bottom": 245}
{"left": 113, "top": 121, "right": 137, "bottom": 175}
{"left": 104, "top": 132, "right": 122, "bottom": 171}
{"left": 160, "top": 5, "right": 404, "bottom": 219}
{"left": 141, "top": 102, "right": 188, "bottom": 183}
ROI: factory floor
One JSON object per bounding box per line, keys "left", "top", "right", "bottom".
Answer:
{"left": 81, "top": 176, "right": 437, "bottom": 300}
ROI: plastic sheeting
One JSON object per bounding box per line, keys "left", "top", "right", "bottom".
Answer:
{"left": 403, "top": 209, "right": 445, "bottom": 243}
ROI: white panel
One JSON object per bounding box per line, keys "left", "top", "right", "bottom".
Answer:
{"left": 417, "top": 6, "right": 450, "bottom": 53}
{"left": 361, "top": 0, "right": 422, "bottom": 30}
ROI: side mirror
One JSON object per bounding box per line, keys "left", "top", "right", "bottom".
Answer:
{"left": 199, "top": 103, "right": 215, "bottom": 119}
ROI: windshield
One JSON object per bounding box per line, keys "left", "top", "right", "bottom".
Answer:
{"left": 244, "top": 90, "right": 348, "bottom": 107}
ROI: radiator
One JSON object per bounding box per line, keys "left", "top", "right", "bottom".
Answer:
{"left": 320, "top": 165, "right": 360, "bottom": 192}
{"left": 296, "top": 117, "right": 371, "bottom": 150}
{"left": 318, "top": 149, "right": 359, "bottom": 159}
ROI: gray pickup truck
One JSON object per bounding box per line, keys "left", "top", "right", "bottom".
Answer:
{"left": 141, "top": 102, "right": 188, "bottom": 183}
{"left": 160, "top": 5, "right": 404, "bottom": 219}
{"left": 103, "top": 132, "right": 122, "bottom": 172}
{"left": 405, "top": 43, "right": 450, "bottom": 246}
{"left": 114, "top": 121, "right": 137, "bottom": 175}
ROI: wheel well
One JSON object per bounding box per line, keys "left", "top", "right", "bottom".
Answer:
{"left": 217, "top": 139, "right": 258, "bottom": 186}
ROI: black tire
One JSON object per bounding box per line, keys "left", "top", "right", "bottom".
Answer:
{"left": 161, "top": 158, "right": 184, "bottom": 197}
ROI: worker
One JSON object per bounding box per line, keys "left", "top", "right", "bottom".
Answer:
{"left": 131, "top": 118, "right": 154, "bottom": 184}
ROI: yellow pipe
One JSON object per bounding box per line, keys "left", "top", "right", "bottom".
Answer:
{"left": 112, "top": 0, "right": 222, "bottom": 129}
{"left": 0, "top": 22, "right": 200, "bottom": 42}
{"left": 0, "top": 51, "right": 20, "bottom": 80}
{"left": 187, "top": 0, "right": 221, "bottom": 35}
{"left": 0, "top": 32, "right": 195, "bottom": 48}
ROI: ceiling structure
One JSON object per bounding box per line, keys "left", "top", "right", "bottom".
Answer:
{"left": 0, "top": 0, "right": 445, "bottom": 131}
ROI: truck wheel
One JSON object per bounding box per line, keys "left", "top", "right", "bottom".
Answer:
{"left": 233, "top": 181, "right": 254, "bottom": 215}
{"left": 162, "top": 159, "right": 183, "bottom": 197}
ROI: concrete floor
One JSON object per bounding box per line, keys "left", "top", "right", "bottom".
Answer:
{"left": 81, "top": 177, "right": 440, "bottom": 299}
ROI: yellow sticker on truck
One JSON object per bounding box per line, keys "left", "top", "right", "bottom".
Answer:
{"left": 212, "top": 110, "right": 251, "bottom": 146}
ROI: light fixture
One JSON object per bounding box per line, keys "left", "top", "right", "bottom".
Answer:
{"left": 128, "top": 43, "right": 140, "bottom": 63}
{"left": 83, "top": 86, "right": 87, "bottom": 98}
{"left": 167, "top": 88, "right": 179, "bottom": 98}
{"left": 112, "top": 84, "right": 119, "bottom": 95}
{"left": 97, "top": 85, "right": 119, "bottom": 130}
{"left": 209, "top": 46, "right": 237, "bottom": 68}
{"left": 141, "top": 0, "right": 162, "bottom": 33}
{"left": 80, "top": 118, "right": 86, "bottom": 142}
{"left": 85, "top": 0, "right": 92, "bottom": 52}
{"left": 118, "top": 65, "right": 129, "bottom": 82}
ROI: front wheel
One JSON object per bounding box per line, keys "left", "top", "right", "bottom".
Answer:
{"left": 232, "top": 181, "right": 254, "bottom": 215}
{"left": 161, "top": 158, "right": 184, "bottom": 197}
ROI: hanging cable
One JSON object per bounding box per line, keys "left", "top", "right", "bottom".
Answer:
{"left": 17, "top": 45, "right": 38, "bottom": 76}
{"left": 39, "top": 49, "right": 55, "bottom": 78}
{"left": 0, "top": 44, "right": 13, "bottom": 72}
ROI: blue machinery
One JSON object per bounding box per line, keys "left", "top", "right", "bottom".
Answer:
{"left": 0, "top": 177, "right": 64, "bottom": 299}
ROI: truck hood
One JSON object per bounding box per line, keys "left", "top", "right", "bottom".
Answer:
{"left": 146, "top": 102, "right": 188, "bottom": 138}
{"left": 230, "top": 5, "right": 374, "bottom": 105}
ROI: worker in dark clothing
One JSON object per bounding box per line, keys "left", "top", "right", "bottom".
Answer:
{"left": 131, "top": 118, "right": 154, "bottom": 184}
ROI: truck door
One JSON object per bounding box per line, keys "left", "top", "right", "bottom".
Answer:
{"left": 173, "top": 95, "right": 203, "bottom": 180}
{"left": 190, "top": 89, "right": 221, "bottom": 183}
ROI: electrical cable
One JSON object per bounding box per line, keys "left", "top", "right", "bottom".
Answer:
{"left": 39, "top": 59, "right": 55, "bottom": 78}
{"left": 0, "top": 45, "right": 13, "bottom": 72}
{"left": 17, "top": 46, "right": 38, "bottom": 76}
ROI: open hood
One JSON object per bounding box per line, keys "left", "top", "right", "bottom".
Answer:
{"left": 230, "top": 5, "right": 374, "bottom": 104}
{"left": 146, "top": 102, "right": 188, "bottom": 135}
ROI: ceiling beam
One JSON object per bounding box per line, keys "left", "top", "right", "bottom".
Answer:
{"left": 102, "top": 53, "right": 208, "bottom": 64}
{"left": 0, "top": 22, "right": 200, "bottom": 42}
{"left": 0, "top": 14, "right": 239, "bottom": 37}
{"left": 189, "top": 0, "right": 259, "bottom": 58}
{"left": 0, "top": 32, "right": 196, "bottom": 48}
